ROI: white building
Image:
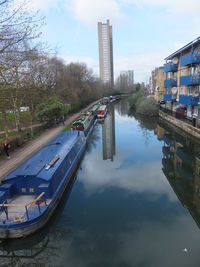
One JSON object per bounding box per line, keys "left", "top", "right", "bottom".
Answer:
{"left": 98, "top": 20, "right": 114, "bottom": 87}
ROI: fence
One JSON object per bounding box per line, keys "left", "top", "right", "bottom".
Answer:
{"left": 159, "top": 107, "right": 195, "bottom": 127}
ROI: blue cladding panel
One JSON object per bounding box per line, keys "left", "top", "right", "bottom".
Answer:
{"left": 164, "top": 93, "right": 172, "bottom": 101}
{"left": 164, "top": 63, "right": 178, "bottom": 73}
{"left": 180, "top": 75, "right": 200, "bottom": 86}
{"left": 0, "top": 184, "right": 14, "bottom": 198}
{"left": 180, "top": 52, "right": 200, "bottom": 66}
{"left": 38, "top": 183, "right": 51, "bottom": 198}
{"left": 164, "top": 79, "right": 177, "bottom": 88}
{"left": 179, "top": 95, "right": 199, "bottom": 105}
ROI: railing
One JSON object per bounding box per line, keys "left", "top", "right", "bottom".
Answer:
{"left": 180, "top": 52, "right": 200, "bottom": 66}
{"left": 0, "top": 192, "right": 47, "bottom": 222}
{"left": 164, "top": 79, "right": 177, "bottom": 88}
{"left": 164, "top": 63, "right": 178, "bottom": 73}
{"left": 180, "top": 75, "right": 200, "bottom": 86}
{"left": 159, "top": 107, "right": 194, "bottom": 126}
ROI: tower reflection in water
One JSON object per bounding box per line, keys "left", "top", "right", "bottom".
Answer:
{"left": 156, "top": 124, "right": 200, "bottom": 228}
{"left": 101, "top": 104, "right": 116, "bottom": 161}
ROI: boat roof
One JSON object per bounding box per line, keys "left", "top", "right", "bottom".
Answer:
{"left": 98, "top": 105, "right": 107, "bottom": 111}
{"left": 165, "top": 36, "right": 200, "bottom": 60}
{"left": 4, "top": 131, "right": 84, "bottom": 181}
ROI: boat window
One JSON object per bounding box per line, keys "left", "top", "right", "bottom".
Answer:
{"left": 21, "top": 187, "right": 26, "bottom": 193}
{"left": 29, "top": 188, "right": 34, "bottom": 193}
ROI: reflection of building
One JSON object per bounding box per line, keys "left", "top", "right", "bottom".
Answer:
{"left": 157, "top": 123, "right": 200, "bottom": 228}
{"left": 102, "top": 105, "right": 116, "bottom": 161}
{"left": 98, "top": 19, "right": 114, "bottom": 87}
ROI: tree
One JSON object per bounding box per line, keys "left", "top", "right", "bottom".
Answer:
{"left": 35, "top": 97, "right": 66, "bottom": 125}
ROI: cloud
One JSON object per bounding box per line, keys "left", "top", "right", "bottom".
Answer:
{"left": 13, "top": 0, "right": 61, "bottom": 11}
{"left": 115, "top": 51, "right": 165, "bottom": 83}
{"left": 65, "top": 0, "right": 127, "bottom": 25}
{"left": 121, "top": 0, "right": 200, "bottom": 15}
{"left": 79, "top": 150, "right": 178, "bottom": 202}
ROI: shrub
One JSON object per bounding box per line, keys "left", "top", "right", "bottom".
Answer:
{"left": 136, "top": 97, "right": 158, "bottom": 117}
{"left": 129, "top": 89, "right": 145, "bottom": 109}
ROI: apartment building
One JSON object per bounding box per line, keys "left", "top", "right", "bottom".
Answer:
{"left": 150, "top": 66, "right": 165, "bottom": 101}
{"left": 164, "top": 37, "right": 200, "bottom": 119}
{"left": 98, "top": 20, "right": 114, "bottom": 87}
{"left": 120, "top": 70, "right": 134, "bottom": 86}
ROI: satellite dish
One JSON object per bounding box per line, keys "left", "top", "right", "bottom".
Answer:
{"left": 156, "top": 86, "right": 159, "bottom": 91}
{"left": 172, "top": 87, "right": 177, "bottom": 94}
{"left": 172, "top": 57, "right": 178, "bottom": 64}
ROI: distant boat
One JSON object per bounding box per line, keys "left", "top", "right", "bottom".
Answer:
{"left": 72, "top": 111, "right": 95, "bottom": 136}
{"left": 0, "top": 131, "right": 86, "bottom": 239}
{"left": 97, "top": 105, "right": 108, "bottom": 119}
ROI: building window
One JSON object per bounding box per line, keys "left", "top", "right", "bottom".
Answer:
{"left": 188, "top": 87, "right": 192, "bottom": 95}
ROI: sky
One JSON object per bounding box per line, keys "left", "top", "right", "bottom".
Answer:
{"left": 18, "top": 0, "right": 200, "bottom": 83}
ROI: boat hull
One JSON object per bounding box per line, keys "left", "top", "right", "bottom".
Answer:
{"left": 0, "top": 140, "right": 86, "bottom": 239}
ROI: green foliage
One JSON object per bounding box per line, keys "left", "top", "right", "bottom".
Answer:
{"left": 35, "top": 97, "right": 66, "bottom": 124}
{"left": 128, "top": 90, "right": 145, "bottom": 109}
{"left": 136, "top": 97, "right": 158, "bottom": 117}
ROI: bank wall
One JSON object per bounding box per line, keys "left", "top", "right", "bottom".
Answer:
{"left": 159, "top": 110, "right": 200, "bottom": 140}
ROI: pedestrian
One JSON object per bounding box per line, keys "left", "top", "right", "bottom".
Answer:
{"left": 61, "top": 115, "right": 65, "bottom": 126}
{"left": 3, "top": 140, "right": 11, "bottom": 159}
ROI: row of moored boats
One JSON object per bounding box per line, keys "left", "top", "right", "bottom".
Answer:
{"left": 0, "top": 96, "right": 118, "bottom": 239}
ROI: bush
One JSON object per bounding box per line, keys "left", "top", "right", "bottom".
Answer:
{"left": 129, "top": 90, "right": 145, "bottom": 109}
{"left": 136, "top": 97, "right": 158, "bottom": 117}
{"left": 35, "top": 97, "right": 66, "bottom": 124}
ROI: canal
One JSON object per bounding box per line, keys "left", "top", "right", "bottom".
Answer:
{"left": 1, "top": 99, "right": 200, "bottom": 267}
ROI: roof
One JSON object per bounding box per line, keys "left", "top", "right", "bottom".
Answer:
{"left": 98, "top": 105, "right": 107, "bottom": 111}
{"left": 165, "top": 37, "right": 200, "bottom": 61}
{"left": 4, "top": 130, "right": 84, "bottom": 181}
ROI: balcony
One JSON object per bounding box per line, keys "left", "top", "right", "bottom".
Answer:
{"left": 164, "top": 93, "right": 177, "bottom": 102}
{"left": 179, "top": 94, "right": 199, "bottom": 106}
{"left": 180, "top": 52, "right": 200, "bottom": 66}
{"left": 164, "top": 63, "right": 178, "bottom": 73}
{"left": 180, "top": 75, "right": 200, "bottom": 86}
{"left": 164, "top": 79, "right": 177, "bottom": 88}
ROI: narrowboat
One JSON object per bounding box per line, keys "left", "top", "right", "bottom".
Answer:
{"left": 90, "top": 104, "right": 99, "bottom": 117}
{"left": 0, "top": 130, "right": 86, "bottom": 239}
{"left": 72, "top": 111, "right": 95, "bottom": 135}
{"left": 97, "top": 105, "right": 107, "bottom": 119}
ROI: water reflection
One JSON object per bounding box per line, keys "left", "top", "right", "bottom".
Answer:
{"left": 156, "top": 122, "right": 200, "bottom": 229}
{"left": 100, "top": 104, "right": 116, "bottom": 161}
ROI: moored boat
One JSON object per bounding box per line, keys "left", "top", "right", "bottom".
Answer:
{"left": 0, "top": 130, "right": 86, "bottom": 239}
{"left": 97, "top": 105, "right": 107, "bottom": 119}
{"left": 72, "top": 111, "right": 95, "bottom": 135}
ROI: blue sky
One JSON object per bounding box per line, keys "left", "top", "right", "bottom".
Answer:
{"left": 18, "top": 0, "right": 200, "bottom": 83}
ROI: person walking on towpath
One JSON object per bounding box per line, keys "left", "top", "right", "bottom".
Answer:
{"left": 3, "top": 140, "right": 11, "bottom": 159}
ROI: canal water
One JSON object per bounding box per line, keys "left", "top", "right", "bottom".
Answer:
{"left": 1, "top": 99, "right": 200, "bottom": 267}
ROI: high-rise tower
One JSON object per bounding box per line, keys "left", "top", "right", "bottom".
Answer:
{"left": 98, "top": 20, "right": 114, "bottom": 87}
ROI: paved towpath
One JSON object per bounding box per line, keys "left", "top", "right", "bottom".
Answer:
{"left": 0, "top": 101, "right": 99, "bottom": 180}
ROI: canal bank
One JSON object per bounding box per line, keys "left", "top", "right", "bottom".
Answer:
{"left": 159, "top": 109, "right": 200, "bottom": 140}
{"left": 0, "top": 100, "right": 100, "bottom": 181}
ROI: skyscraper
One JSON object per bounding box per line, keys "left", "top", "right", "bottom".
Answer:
{"left": 120, "top": 70, "right": 134, "bottom": 86}
{"left": 98, "top": 20, "right": 114, "bottom": 87}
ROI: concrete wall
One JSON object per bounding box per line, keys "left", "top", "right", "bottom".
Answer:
{"left": 159, "top": 110, "right": 200, "bottom": 139}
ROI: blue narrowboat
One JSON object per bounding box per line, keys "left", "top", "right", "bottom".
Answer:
{"left": 0, "top": 130, "right": 86, "bottom": 239}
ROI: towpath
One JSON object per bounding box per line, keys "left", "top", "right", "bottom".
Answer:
{"left": 0, "top": 101, "right": 99, "bottom": 180}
